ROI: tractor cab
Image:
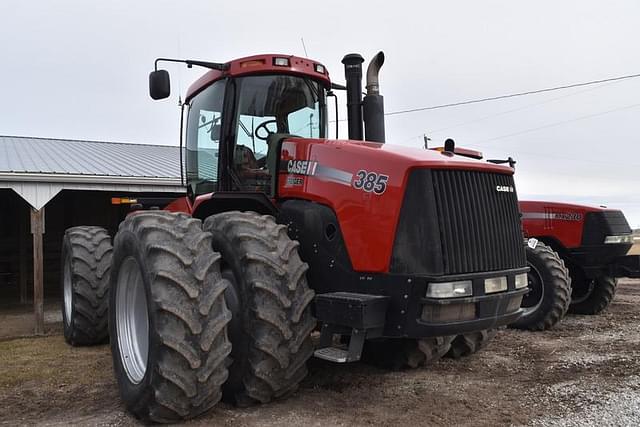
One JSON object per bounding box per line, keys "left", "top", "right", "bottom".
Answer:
{"left": 150, "top": 55, "right": 329, "bottom": 199}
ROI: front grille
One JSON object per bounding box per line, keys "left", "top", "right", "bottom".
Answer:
{"left": 432, "top": 170, "right": 525, "bottom": 274}
{"left": 390, "top": 168, "right": 526, "bottom": 276}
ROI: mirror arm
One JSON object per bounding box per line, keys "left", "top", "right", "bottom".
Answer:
{"left": 154, "top": 57, "right": 229, "bottom": 72}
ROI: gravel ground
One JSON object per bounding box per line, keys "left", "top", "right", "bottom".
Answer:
{"left": 0, "top": 279, "right": 638, "bottom": 426}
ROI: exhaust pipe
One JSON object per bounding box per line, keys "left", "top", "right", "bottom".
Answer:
{"left": 363, "top": 51, "right": 385, "bottom": 143}
{"left": 342, "top": 53, "right": 365, "bottom": 140}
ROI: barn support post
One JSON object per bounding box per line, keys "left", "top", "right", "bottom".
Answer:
{"left": 31, "top": 207, "right": 45, "bottom": 335}
{"left": 19, "top": 202, "right": 28, "bottom": 304}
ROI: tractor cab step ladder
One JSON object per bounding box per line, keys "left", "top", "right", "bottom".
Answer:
{"left": 313, "top": 292, "right": 389, "bottom": 363}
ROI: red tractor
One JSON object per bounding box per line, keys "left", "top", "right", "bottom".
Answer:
{"left": 422, "top": 148, "right": 638, "bottom": 331}
{"left": 519, "top": 200, "right": 639, "bottom": 319}
{"left": 61, "top": 52, "right": 529, "bottom": 423}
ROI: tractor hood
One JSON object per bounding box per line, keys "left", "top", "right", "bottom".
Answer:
{"left": 281, "top": 138, "right": 515, "bottom": 177}
{"left": 278, "top": 137, "right": 521, "bottom": 273}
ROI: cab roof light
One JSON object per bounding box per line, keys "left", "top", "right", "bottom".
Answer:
{"left": 273, "top": 57, "right": 290, "bottom": 67}
{"left": 314, "top": 63, "right": 325, "bottom": 74}
{"left": 240, "top": 59, "right": 265, "bottom": 68}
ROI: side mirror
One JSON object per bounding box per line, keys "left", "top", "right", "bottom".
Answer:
{"left": 149, "top": 70, "right": 170, "bottom": 100}
{"left": 210, "top": 123, "right": 221, "bottom": 141}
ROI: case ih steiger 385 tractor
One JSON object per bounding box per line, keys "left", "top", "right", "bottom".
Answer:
{"left": 520, "top": 200, "right": 640, "bottom": 317}
{"left": 61, "top": 52, "right": 529, "bottom": 423}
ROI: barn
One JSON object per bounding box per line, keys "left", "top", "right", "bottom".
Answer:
{"left": 0, "top": 135, "right": 183, "bottom": 335}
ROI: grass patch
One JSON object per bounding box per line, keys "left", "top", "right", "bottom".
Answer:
{"left": 0, "top": 336, "right": 112, "bottom": 388}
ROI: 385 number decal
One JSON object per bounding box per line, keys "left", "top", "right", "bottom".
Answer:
{"left": 353, "top": 170, "right": 389, "bottom": 194}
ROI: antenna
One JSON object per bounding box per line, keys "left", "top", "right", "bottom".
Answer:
{"left": 301, "top": 37, "right": 309, "bottom": 57}
{"left": 423, "top": 134, "right": 431, "bottom": 149}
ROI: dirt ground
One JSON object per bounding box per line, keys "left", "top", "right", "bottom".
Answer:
{"left": 1, "top": 279, "right": 639, "bottom": 426}
{"left": 0, "top": 302, "right": 63, "bottom": 339}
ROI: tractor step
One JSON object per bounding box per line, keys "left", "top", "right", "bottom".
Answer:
{"left": 313, "top": 292, "right": 389, "bottom": 363}
{"left": 314, "top": 346, "right": 350, "bottom": 363}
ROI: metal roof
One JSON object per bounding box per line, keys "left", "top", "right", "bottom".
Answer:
{"left": 0, "top": 135, "right": 181, "bottom": 180}
{"left": 0, "top": 135, "right": 185, "bottom": 209}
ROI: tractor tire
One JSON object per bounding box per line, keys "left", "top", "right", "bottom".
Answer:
{"left": 445, "top": 329, "right": 497, "bottom": 359}
{"left": 109, "top": 211, "right": 232, "bottom": 423}
{"left": 362, "top": 336, "right": 455, "bottom": 370}
{"left": 509, "top": 242, "right": 571, "bottom": 331}
{"left": 61, "top": 226, "right": 112, "bottom": 346}
{"left": 568, "top": 273, "right": 617, "bottom": 315}
{"left": 203, "top": 211, "right": 315, "bottom": 406}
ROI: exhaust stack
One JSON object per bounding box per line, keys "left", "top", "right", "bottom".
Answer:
{"left": 363, "top": 51, "right": 385, "bottom": 143}
{"left": 342, "top": 53, "right": 365, "bottom": 140}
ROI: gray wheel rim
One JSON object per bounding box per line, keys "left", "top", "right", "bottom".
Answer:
{"left": 63, "top": 258, "right": 72, "bottom": 326}
{"left": 116, "top": 256, "right": 149, "bottom": 384}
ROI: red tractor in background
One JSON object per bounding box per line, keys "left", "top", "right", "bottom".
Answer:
{"left": 60, "top": 52, "right": 530, "bottom": 423}
{"left": 425, "top": 145, "right": 639, "bottom": 331}
{"left": 520, "top": 200, "right": 640, "bottom": 317}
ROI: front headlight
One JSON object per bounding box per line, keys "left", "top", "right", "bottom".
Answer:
{"left": 515, "top": 273, "right": 528, "bottom": 289}
{"left": 426, "top": 280, "right": 473, "bottom": 298}
{"left": 604, "top": 235, "right": 634, "bottom": 244}
{"left": 484, "top": 276, "right": 507, "bottom": 294}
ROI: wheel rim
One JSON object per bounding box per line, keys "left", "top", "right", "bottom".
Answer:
{"left": 116, "top": 256, "right": 149, "bottom": 384}
{"left": 521, "top": 266, "right": 544, "bottom": 317}
{"left": 63, "top": 258, "right": 72, "bottom": 326}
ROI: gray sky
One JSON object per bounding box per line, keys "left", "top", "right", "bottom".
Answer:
{"left": 1, "top": 0, "right": 639, "bottom": 227}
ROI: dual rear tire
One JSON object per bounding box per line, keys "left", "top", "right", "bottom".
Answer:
{"left": 362, "top": 329, "right": 497, "bottom": 370}
{"left": 61, "top": 226, "right": 112, "bottom": 346}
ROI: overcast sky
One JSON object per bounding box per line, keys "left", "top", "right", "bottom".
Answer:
{"left": 1, "top": 1, "right": 639, "bottom": 227}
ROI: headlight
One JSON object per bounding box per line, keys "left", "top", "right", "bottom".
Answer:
{"left": 604, "top": 235, "right": 634, "bottom": 244}
{"left": 426, "top": 280, "right": 472, "bottom": 298}
{"left": 515, "top": 273, "right": 528, "bottom": 289}
{"left": 484, "top": 276, "right": 507, "bottom": 294}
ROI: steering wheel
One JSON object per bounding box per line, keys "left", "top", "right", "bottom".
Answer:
{"left": 255, "top": 119, "right": 278, "bottom": 141}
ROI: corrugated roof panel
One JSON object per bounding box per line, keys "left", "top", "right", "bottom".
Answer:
{"left": 0, "top": 136, "right": 182, "bottom": 178}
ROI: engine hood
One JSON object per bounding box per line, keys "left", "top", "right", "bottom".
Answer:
{"left": 291, "top": 138, "right": 515, "bottom": 175}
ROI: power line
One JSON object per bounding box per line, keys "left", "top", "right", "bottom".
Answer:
{"left": 385, "top": 72, "right": 640, "bottom": 116}
{"left": 398, "top": 80, "right": 620, "bottom": 146}
{"left": 474, "top": 102, "right": 640, "bottom": 145}
{"left": 427, "top": 80, "right": 619, "bottom": 135}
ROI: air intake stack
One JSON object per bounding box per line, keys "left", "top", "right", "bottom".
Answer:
{"left": 342, "top": 53, "right": 365, "bottom": 141}
{"left": 342, "top": 52, "right": 386, "bottom": 143}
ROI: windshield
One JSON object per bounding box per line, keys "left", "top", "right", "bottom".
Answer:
{"left": 232, "top": 74, "right": 326, "bottom": 192}
{"left": 234, "top": 75, "right": 326, "bottom": 160}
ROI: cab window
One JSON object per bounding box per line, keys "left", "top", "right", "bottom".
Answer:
{"left": 185, "top": 79, "right": 226, "bottom": 196}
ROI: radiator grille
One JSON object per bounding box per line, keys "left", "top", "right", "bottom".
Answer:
{"left": 582, "top": 210, "right": 632, "bottom": 245}
{"left": 432, "top": 170, "right": 526, "bottom": 274}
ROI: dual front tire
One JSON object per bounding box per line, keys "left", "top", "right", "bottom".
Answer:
{"left": 107, "top": 211, "right": 314, "bottom": 423}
